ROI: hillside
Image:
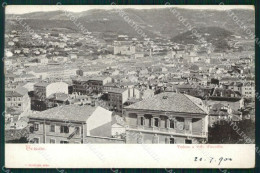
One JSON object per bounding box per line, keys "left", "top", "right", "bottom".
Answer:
{"left": 171, "top": 27, "right": 234, "bottom": 52}
{"left": 5, "top": 7, "right": 255, "bottom": 51}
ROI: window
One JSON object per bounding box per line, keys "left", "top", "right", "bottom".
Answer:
{"left": 18, "top": 103, "right": 21, "bottom": 106}
{"left": 50, "top": 139, "right": 55, "bottom": 144}
{"left": 154, "top": 118, "right": 159, "bottom": 127}
{"left": 7, "top": 97, "right": 11, "bottom": 101}
{"left": 75, "top": 127, "right": 80, "bottom": 135}
{"left": 34, "top": 123, "right": 39, "bottom": 131}
{"left": 33, "top": 138, "right": 39, "bottom": 143}
{"left": 60, "top": 126, "right": 69, "bottom": 133}
{"left": 50, "top": 125, "right": 55, "bottom": 132}
{"left": 140, "top": 117, "right": 144, "bottom": 126}
{"left": 60, "top": 140, "right": 69, "bottom": 144}
{"left": 176, "top": 117, "right": 184, "bottom": 130}
{"left": 170, "top": 138, "right": 175, "bottom": 144}
{"left": 185, "top": 139, "right": 192, "bottom": 144}
{"left": 170, "top": 120, "right": 175, "bottom": 129}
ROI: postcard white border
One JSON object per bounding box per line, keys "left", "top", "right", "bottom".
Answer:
{"left": 5, "top": 144, "right": 255, "bottom": 168}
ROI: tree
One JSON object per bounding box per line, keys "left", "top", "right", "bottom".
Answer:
{"left": 208, "top": 119, "right": 255, "bottom": 144}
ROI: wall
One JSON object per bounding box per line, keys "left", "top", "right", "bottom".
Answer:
{"left": 111, "top": 124, "right": 126, "bottom": 136}
{"left": 122, "top": 90, "right": 129, "bottom": 104}
{"left": 28, "top": 119, "right": 86, "bottom": 144}
{"left": 46, "top": 82, "right": 68, "bottom": 97}
{"left": 192, "top": 118, "right": 203, "bottom": 134}
{"left": 126, "top": 130, "right": 203, "bottom": 144}
{"left": 87, "top": 106, "right": 112, "bottom": 136}
{"left": 127, "top": 113, "right": 137, "bottom": 126}
{"left": 89, "top": 121, "right": 111, "bottom": 137}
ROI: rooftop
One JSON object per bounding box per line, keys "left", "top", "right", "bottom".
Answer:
{"left": 107, "top": 88, "right": 128, "bottom": 94}
{"left": 47, "top": 93, "right": 69, "bottom": 102}
{"left": 73, "top": 76, "right": 110, "bottom": 82}
{"left": 34, "top": 82, "right": 49, "bottom": 87}
{"left": 125, "top": 92, "right": 207, "bottom": 114}
{"left": 6, "top": 90, "right": 23, "bottom": 97}
{"left": 28, "top": 105, "right": 97, "bottom": 122}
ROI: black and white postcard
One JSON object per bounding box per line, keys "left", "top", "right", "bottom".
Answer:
{"left": 4, "top": 4, "right": 255, "bottom": 168}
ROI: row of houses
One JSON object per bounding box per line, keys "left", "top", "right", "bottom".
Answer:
{"left": 27, "top": 92, "right": 209, "bottom": 144}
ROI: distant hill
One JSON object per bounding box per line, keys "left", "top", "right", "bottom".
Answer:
{"left": 171, "top": 26, "right": 234, "bottom": 52}
{"left": 6, "top": 8, "right": 255, "bottom": 43}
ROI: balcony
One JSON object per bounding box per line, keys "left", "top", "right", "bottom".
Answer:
{"left": 128, "top": 125, "right": 206, "bottom": 138}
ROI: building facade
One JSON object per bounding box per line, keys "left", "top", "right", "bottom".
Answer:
{"left": 241, "top": 82, "right": 255, "bottom": 98}
{"left": 5, "top": 89, "right": 31, "bottom": 113}
{"left": 28, "top": 105, "right": 114, "bottom": 144}
{"left": 123, "top": 93, "right": 209, "bottom": 144}
{"left": 107, "top": 88, "right": 140, "bottom": 113}
{"left": 72, "top": 76, "right": 112, "bottom": 95}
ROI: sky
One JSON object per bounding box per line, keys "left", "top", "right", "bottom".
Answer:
{"left": 6, "top": 5, "right": 254, "bottom": 14}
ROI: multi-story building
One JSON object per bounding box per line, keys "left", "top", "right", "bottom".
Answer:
{"left": 208, "top": 103, "right": 242, "bottom": 127}
{"left": 241, "top": 82, "right": 255, "bottom": 98}
{"left": 34, "top": 82, "right": 68, "bottom": 100}
{"left": 113, "top": 41, "right": 136, "bottom": 55}
{"left": 28, "top": 67, "right": 78, "bottom": 80}
{"left": 106, "top": 88, "right": 140, "bottom": 113}
{"left": 28, "top": 105, "right": 118, "bottom": 144}
{"left": 123, "top": 92, "right": 209, "bottom": 144}
{"left": 32, "top": 82, "right": 68, "bottom": 110}
{"left": 72, "top": 76, "right": 112, "bottom": 95}
{"left": 5, "top": 87, "right": 31, "bottom": 113}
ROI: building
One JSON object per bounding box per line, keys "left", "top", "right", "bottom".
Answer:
{"left": 34, "top": 82, "right": 68, "bottom": 100}
{"left": 211, "top": 87, "right": 241, "bottom": 98}
{"left": 113, "top": 41, "right": 136, "bottom": 55}
{"left": 72, "top": 76, "right": 112, "bottom": 95}
{"left": 241, "top": 82, "right": 255, "bottom": 98}
{"left": 208, "top": 103, "right": 242, "bottom": 127}
{"left": 111, "top": 115, "right": 126, "bottom": 138}
{"left": 226, "top": 82, "right": 243, "bottom": 92}
{"left": 123, "top": 92, "right": 209, "bottom": 144}
{"left": 28, "top": 105, "right": 121, "bottom": 144}
{"left": 106, "top": 88, "right": 140, "bottom": 113}
{"left": 5, "top": 87, "right": 31, "bottom": 113}
{"left": 46, "top": 93, "right": 70, "bottom": 108}
{"left": 28, "top": 67, "right": 78, "bottom": 80}
{"left": 32, "top": 82, "right": 68, "bottom": 110}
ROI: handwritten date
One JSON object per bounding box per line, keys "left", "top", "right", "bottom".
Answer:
{"left": 194, "top": 157, "right": 232, "bottom": 165}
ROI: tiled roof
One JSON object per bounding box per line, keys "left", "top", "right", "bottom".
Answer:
{"left": 15, "top": 86, "right": 28, "bottom": 96}
{"left": 125, "top": 92, "right": 207, "bottom": 114}
{"left": 28, "top": 105, "right": 97, "bottom": 122}
{"left": 107, "top": 88, "right": 127, "bottom": 94}
{"left": 6, "top": 90, "right": 23, "bottom": 97}
{"left": 34, "top": 82, "right": 49, "bottom": 87}
{"left": 74, "top": 76, "right": 109, "bottom": 82}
